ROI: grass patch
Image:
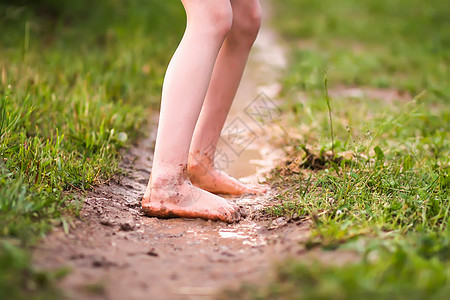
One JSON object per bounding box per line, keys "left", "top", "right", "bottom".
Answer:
{"left": 275, "top": 0, "right": 449, "bottom": 103}
{"left": 226, "top": 241, "right": 450, "bottom": 299}
{"left": 268, "top": 99, "right": 449, "bottom": 242}
{"left": 0, "top": 0, "right": 185, "bottom": 297}
{"left": 233, "top": 0, "right": 450, "bottom": 298}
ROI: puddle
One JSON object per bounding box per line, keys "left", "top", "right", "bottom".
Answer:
{"left": 220, "top": 147, "right": 262, "bottom": 179}
{"left": 216, "top": 223, "right": 267, "bottom": 247}
{"left": 218, "top": 229, "right": 249, "bottom": 239}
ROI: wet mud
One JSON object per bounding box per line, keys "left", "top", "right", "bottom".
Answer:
{"left": 33, "top": 1, "right": 357, "bottom": 299}
{"left": 32, "top": 123, "right": 315, "bottom": 299}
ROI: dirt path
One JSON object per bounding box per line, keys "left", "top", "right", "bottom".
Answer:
{"left": 32, "top": 2, "right": 326, "bottom": 299}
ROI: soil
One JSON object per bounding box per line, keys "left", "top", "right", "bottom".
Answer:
{"left": 32, "top": 2, "right": 358, "bottom": 299}
{"left": 32, "top": 125, "right": 313, "bottom": 299}
{"left": 32, "top": 130, "right": 355, "bottom": 299}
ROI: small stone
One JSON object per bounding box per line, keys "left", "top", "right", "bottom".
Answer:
{"left": 92, "top": 260, "right": 103, "bottom": 268}
{"left": 100, "top": 217, "right": 115, "bottom": 227}
{"left": 92, "top": 258, "right": 116, "bottom": 268}
{"left": 147, "top": 248, "right": 159, "bottom": 257}
{"left": 221, "top": 251, "right": 234, "bottom": 257}
{"left": 268, "top": 217, "right": 288, "bottom": 230}
{"left": 119, "top": 222, "right": 135, "bottom": 231}
{"left": 69, "top": 253, "right": 85, "bottom": 260}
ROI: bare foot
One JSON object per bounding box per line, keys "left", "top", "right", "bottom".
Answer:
{"left": 142, "top": 174, "right": 242, "bottom": 223}
{"left": 188, "top": 152, "right": 269, "bottom": 195}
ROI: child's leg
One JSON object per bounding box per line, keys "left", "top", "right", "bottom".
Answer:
{"left": 142, "top": 0, "right": 241, "bottom": 223}
{"left": 188, "top": 0, "right": 266, "bottom": 195}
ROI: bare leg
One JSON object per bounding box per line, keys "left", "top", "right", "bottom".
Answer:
{"left": 143, "top": 0, "right": 241, "bottom": 223}
{"left": 188, "top": 0, "right": 268, "bottom": 195}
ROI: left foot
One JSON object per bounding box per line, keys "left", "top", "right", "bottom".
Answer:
{"left": 188, "top": 152, "right": 268, "bottom": 195}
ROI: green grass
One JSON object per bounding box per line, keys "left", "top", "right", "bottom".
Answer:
{"left": 268, "top": 98, "right": 449, "bottom": 241}
{"left": 226, "top": 241, "right": 450, "bottom": 299}
{"left": 232, "top": 0, "right": 450, "bottom": 298}
{"left": 276, "top": 0, "right": 449, "bottom": 102}
{"left": 0, "top": 0, "right": 185, "bottom": 297}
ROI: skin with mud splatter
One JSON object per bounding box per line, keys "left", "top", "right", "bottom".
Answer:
{"left": 143, "top": 165, "right": 242, "bottom": 222}
{"left": 188, "top": 151, "right": 268, "bottom": 195}
{"left": 143, "top": 0, "right": 267, "bottom": 223}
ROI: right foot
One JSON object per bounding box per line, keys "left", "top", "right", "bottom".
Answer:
{"left": 188, "top": 152, "right": 269, "bottom": 195}
{"left": 142, "top": 176, "right": 242, "bottom": 223}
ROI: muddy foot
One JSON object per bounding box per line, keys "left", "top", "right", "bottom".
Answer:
{"left": 142, "top": 177, "right": 241, "bottom": 223}
{"left": 188, "top": 156, "right": 269, "bottom": 195}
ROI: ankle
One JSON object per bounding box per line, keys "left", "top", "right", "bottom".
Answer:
{"left": 150, "top": 169, "right": 189, "bottom": 190}
{"left": 188, "top": 152, "right": 214, "bottom": 173}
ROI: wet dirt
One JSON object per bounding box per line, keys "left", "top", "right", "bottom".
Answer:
{"left": 33, "top": 1, "right": 358, "bottom": 299}
{"left": 31, "top": 123, "right": 314, "bottom": 299}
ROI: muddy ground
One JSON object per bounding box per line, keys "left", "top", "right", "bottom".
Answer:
{"left": 33, "top": 2, "right": 357, "bottom": 299}
{"left": 32, "top": 127, "right": 314, "bottom": 299}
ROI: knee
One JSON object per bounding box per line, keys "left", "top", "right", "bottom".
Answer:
{"left": 229, "top": 2, "right": 262, "bottom": 47}
{"left": 187, "top": 1, "right": 233, "bottom": 41}
{"left": 210, "top": 4, "right": 234, "bottom": 39}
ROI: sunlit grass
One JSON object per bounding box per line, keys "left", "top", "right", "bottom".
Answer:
{"left": 275, "top": 0, "right": 450, "bottom": 102}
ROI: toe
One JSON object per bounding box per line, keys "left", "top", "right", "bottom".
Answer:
{"left": 221, "top": 203, "right": 240, "bottom": 223}
{"left": 228, "top": 202, "right": 241, "bottom": 222}
{"left": 249, "top": 184, "right": 269, "bottom": 194}
{"left": 218, "top": 207, "right": 235, "bottom": 223}
{"left": 234, "top": 209, "right": 241, "bottom": 222}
